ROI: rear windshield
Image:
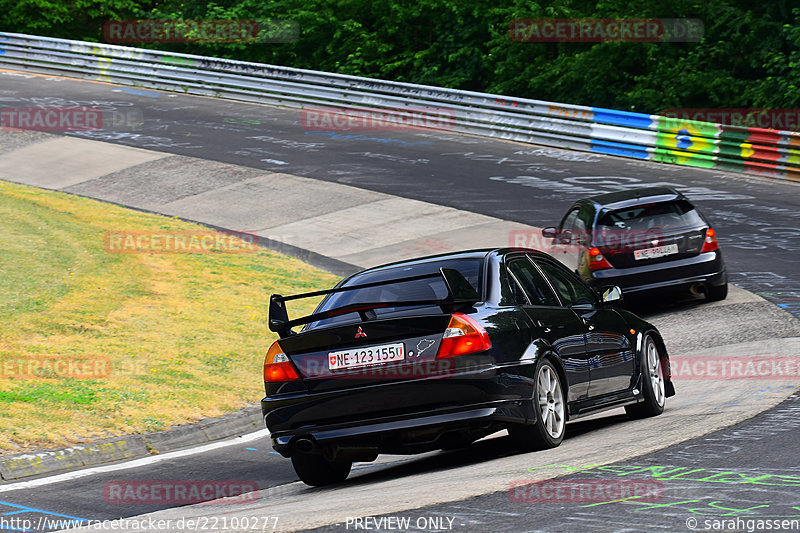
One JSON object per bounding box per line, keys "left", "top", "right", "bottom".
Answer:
{"left": 597, "top": 200, "right": 705, "bottom": 232}
{"left": 307, "top": 258, "right": 483, "bottom": 329}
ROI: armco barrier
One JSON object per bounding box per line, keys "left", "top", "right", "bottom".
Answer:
{"left": 1, "top": 32, "right": 799, "bottom": 181}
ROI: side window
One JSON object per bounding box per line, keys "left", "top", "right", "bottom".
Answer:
{"left": 536, "top": 261, "right": 596, "bottom": 307}
{"left": 573, "top": 210, "right": 588, "bottom": 233}
{"left": 576, "top": 206, "right": 594, "bottom": 243}
{"left": 560, "top": 209, "right": 580, "bottom": 231}
{"left": 561, "top": 208, "right": 588, "bottom": 245}
{"left": 507, "top": 259, "right": 561, "bottom": 306}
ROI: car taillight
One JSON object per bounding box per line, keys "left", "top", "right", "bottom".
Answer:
{"left": 264, "top": 340, "right": 300, "bottom": 382}
{"left": 700, "top": 228, "right": 719, "bottom": 253}
{"left": 436, "top": 313, "right": 491, "bottom": 359}
{"left": 588, "top": 247, "right": 613, "bottom": 270}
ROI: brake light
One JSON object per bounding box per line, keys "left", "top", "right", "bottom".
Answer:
{"left": 436, "top": 313, "right": 491, "bottom": 359}
{"left": 264, "top": 340, "right": 300, "bottom": 382}
{"left": 700, "top": 228, "right": 719, "bottom": 252}
{"left": 587, "top": 247, "right": 613, "bottom": 270}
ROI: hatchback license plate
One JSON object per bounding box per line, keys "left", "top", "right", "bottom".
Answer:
{"left": 634, "top": 244, "right": 679, "bottom": 260}
{"left": 328, "top": 343, "right": 405, "bottom": 370}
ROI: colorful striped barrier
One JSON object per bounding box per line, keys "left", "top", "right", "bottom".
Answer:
{"left": 591, "top": 108, "right": 800, "bottom": 179}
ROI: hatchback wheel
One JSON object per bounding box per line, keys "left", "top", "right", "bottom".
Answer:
{"left": 510, "top": 358, "right": 566, "bottom": 451}
{"left": 706, "top": 283, "right": 728, "bottom": 302}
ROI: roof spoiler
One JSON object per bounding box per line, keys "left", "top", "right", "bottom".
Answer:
{"left": 268, "top": 268, "right": 480, "bottom": 338}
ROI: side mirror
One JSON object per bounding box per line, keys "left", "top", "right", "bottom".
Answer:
{"left": 542, "top": 227, "right": 558, "bottom": 239}
{"left": 601, "top": 286, "right": 623, "bottom": 305}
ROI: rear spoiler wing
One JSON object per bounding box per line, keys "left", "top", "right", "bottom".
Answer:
{"left": 269, "top": 268, "right": 480, "bottom": 338}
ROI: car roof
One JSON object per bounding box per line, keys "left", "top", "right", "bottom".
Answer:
{"left": 580, "top": 186, "right": 685, "bottom": 211}
{"left": 333, "top": 248, "right": 563, "bottom": 305}
{"left": 344, "top": 248, "right": 550, "bottom": 279}
{"left": 349, "top": 249, "right": 494, "bottom": 276}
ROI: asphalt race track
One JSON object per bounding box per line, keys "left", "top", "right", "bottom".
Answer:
{"left": 305, "top": 393, "right": 800, "bottom": 533}
{"left": 1, "top": 73, "right": 799, "bottom": 315}
{"left": 1, "top": 70, "right": 799, "bottom": 533}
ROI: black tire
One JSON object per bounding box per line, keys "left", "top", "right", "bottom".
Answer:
{"left": 706, "top": 283, "right": 728, "bottom": 302}
{"left": 291, "top": 453, "right": 352, "bottom": 487}
{"left": 509, "top": 358, "right": 566, "bottom": 452}
{"left": 625, "top": 335, "right": 666, "bottom": 419}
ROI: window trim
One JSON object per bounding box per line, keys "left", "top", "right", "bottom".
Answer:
{"left": 505, "top": 266, "right": 532, "bottom": 306}
{"left": 506, "top": 255, "right": 562, "bottom": 308}
{"left": 527, "top": 254, "right": 598, "bottom": 308}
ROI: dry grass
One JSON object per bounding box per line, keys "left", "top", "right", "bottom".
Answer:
{"left": 0, "top": 179, "right": 338, "bottom": 453}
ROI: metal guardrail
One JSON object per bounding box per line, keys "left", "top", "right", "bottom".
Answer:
{"left": 2, "top": 32, "right": 799, "bottom": 181}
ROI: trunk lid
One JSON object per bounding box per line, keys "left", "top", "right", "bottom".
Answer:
{"left": 278, "top": 313, "right": 453, "bottom": 391}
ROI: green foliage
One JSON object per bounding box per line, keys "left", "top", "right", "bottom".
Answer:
{"left": 0, "top": 0, "right": 146, "bottom": 41}
{"left": 1, "top": 0, "right": 799, "bottom": 113}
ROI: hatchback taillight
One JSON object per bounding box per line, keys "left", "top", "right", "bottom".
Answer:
{"left": 264, "top": 340, "right": 300, "bottom": 382}
{"left": 436, "top": 313, "right": 491, "bottom": 359}
{"left": 587, "top": 247, "right": 613, "bottom": 270}
{"left": 700, "top": 228, "right": 719, "bottom": 253}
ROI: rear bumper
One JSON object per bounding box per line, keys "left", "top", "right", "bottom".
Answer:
{"left": 588, "top": 250, "right": 726, "bottom": 294}
{"left": 267, "top": 401, "right": 526, "bottom": 456}
{"left": 261, "top": 368, "right": 535, "bottom": 456}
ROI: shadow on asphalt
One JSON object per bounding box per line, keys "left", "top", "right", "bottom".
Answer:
{"left": 618, "top": 288, "right": 709, "bottom": 319}
{"left": 308, "top": 412, "right": 633, "bottom": 490}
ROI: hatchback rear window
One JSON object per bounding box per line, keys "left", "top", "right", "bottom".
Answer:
{"left": 307, "top": 258, "right": 483, "bottom": 328}
{"left": 597, "top": 200, "right": 705, "bottom": 232}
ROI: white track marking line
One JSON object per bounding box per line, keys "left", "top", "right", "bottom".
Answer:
{"left": 0, "top": 429, "right": 270, "bottom": 492}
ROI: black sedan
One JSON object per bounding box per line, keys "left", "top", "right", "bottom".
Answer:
{"left": 542, "top": 186, "right": 727, "bottom": 300}
{"left": 262, "top": 248, "right": 675, "bottom": 486}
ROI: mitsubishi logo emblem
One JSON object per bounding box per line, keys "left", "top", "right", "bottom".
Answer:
{"left": 355, "top": 327, "right": 367, "bottom": 338}
{"left": 651, "top": 239, "right": 659, "bottom": 246}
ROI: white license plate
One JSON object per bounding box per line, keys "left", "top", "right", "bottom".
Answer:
{"left": 634, "top": 244, "right": 679, "bottom": 260}
{"left": 328, "top": 342, "right": 405, "bottom": 370}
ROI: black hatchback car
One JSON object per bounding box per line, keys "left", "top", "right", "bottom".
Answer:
{"left": 263, "top": 249, "right": 675, "bottom": 486}
{"left": 542, "top": 187, "right": 728, "bottom": 301}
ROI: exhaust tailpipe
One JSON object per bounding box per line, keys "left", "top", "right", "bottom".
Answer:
{"left": 294, "top": 438, "right": 315, "bottom": 453}
{"left": 689, "top": 283, "right": 706, "bottom": 298}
